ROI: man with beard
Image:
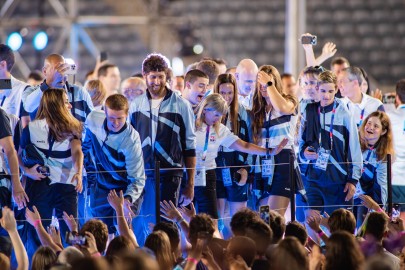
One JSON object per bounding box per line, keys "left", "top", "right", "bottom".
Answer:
{"left": 235, "top": 59, "right": 258, "bottom": 110}
{"left": 129, "top": 53, "right": 196, "bottom": 245}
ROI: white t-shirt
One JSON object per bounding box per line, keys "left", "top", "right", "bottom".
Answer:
{"left": 342, "top": 94, "right": 384, "bottom": 127}
{"left": 151, "top": 97, "right": 164, "bottom": 150}
{"left": 195, "top": 123, "right": 239, "bottom": 170}
{"left": 387, "top": 105, "right": 405, "bottom": 186}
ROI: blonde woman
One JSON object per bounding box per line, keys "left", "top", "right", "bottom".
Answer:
{"left": 193, "top": 93, "right": 287, "bottom": 219}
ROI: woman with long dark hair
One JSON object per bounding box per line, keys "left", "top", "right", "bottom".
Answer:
{"left": 213, "top": 74, "right": 251, "bottom": 222}
{"left": 251, "top": 65, "right": 302, "bottom": 215}
{"left": 19, "top": 88, "right": 83, "bottom": 256}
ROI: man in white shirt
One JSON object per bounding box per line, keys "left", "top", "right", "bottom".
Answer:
{"left": 338, "top": 66, "right": 384, "bottom": 127}
{"left": 235, "top": 59, "right": 258, "bottom": 110}
{"left": 0, "top": 44, "right": 29, "bottom": 117}
{"left": 387, "top": 79, "right": 405, "bottom": 218}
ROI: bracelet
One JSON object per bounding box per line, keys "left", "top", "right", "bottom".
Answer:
{"left": 187, "top": 257, "right": 198, "bottom": 265}
{"left": 34, "top": 219, "right": 41, "bottom": 228}
{"left": 377, "top": 208, "right": 384, "bottom": 213}
{"left": 317, "top": 230, "right": 324, "bottom": 237}
{"left": 91, "top": 252, "right": 101, "bottom": 257}
{"left": 176, "top": 218, "right": 186, "bottom": 225}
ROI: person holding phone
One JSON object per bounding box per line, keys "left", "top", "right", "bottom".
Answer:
{"left": 213, "top": 74, "right": 251, "bottom": 222}
{"left": 299, "top": 70, "right": 362, "bottom": 241}
{"left": 193, "top": 94, "right": 287, "bottom": 225}
{"left": 18, "top": 88, "right": 83, "bottom": 258}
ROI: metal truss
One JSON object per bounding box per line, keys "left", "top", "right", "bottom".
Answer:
{"left": 0, "top": 0, "right": 187, "bottom": 77}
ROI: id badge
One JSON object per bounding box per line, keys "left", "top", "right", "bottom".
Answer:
{"left": 314, "top": 148, "right": 330, "bottom": 171}
{"left": 262, "top": 158, "right": 275, "bottom": 179}
{"left": 222, "top": 168, "right": 232, "bottom": 187}
{"left": 194, "top": 167, "right": 206, "bottom": 187}
{"left": 353, "top": 182, "right": 365, "bottom": 199}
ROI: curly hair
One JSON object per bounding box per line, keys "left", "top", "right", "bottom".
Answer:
{"left": 142, "top": 53, "right": 170, "bottom": 75}
{"left": 80, "top": 219, "right": 109, "bottom": 253}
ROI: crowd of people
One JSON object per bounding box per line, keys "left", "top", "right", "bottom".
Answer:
{"left": 0, "top": 32, "right": 404, "bottom": 270}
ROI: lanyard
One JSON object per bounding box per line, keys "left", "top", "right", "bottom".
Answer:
{"left": 318, "top": 100, "right": 337, "bottom": 150}
{"left": 201, "top": 125, "right": 210, "bottom": 161}
{"left": 219, "top": 113, "right": 229, "bottom": 153}
{"left": 46, "top": 133, "right": 55, "bottom": 159}
{"left": 149, "top": 98, "right": 163, "bottom": 154}
{"left": 265, "top": 110, "right": 272, "bottom": 158}
{"left": 362, "top": 147, "right": 374, "bottom": 174}
{"left": 358, "top": 108, "right": 365, "bottom": 127}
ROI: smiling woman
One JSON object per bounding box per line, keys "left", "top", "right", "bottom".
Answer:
{"left": 354, "top": 111, "right": 394, "bottom": 226}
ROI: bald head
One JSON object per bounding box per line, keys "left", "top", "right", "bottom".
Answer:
{"left": 121, "top": 77, "right": 147, "bottom": 102}
{"left": 44, "top": 54, "right": 64, "bottom": 66}
{"left": 236, "top": 59, "right": 258, "bottom": 97}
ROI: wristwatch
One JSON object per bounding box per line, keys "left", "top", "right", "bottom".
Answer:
{"left": 267, "top": 81, "right": 273, "bottom": 87}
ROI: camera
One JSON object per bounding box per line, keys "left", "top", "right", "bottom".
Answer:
{"left": 65, "top": 64, "right": 77, "bottom": 75}
{"left": 301, "top": 35, "right": 317, "bottom": 45}
{"left": 259, "top": 205, "right": 270, "bottom": 225}
{"left": 36, "top": 165, "right": 50, "bottom": 177}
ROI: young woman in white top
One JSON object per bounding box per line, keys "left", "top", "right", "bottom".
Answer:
{"left": 193, "top": 93, "right": 287, "bottom": 220}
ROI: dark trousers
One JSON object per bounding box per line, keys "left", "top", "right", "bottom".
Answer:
{"left": 132, "top": 175, "right": 182, "bottom": 246}
{"left": 22, "top": 179, "right": 77, "bottom": 259}
{"left": 194, "top": 169, "right": 218, "bottom": 219}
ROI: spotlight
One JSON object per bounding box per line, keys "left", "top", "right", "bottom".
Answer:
{"left": 172, "top": 57, "right": 184, "bottom": 76}
{"left": 6, "top": 32, "right": 23, "bottom": 51}
{"left": 33, "top": 31, "right": 48, "bottom": 51}
{"left": 193, "top": 44, "right": 204, "bottom": 55}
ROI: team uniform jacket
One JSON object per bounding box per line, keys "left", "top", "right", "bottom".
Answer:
{"left": 129, "top": 88, "right": 196, "bottom": 178}
{"left": 299, "top": 98, "right": 363, "bottom": 186}
{"left": 82, "top": 110, "right": 146, "bottom": 203}
{"left": 22, "top": 81, "right": 94, "bottom": 123}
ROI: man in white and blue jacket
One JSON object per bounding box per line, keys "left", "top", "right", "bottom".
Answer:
{"left": 299, "top": 70, "right": 362, "bottom": 224}
{"left": 83, "top": 94, "right": 145, "bottom": 234}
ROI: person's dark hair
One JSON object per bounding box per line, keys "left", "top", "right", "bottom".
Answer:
{"left": 118, "top": 250, "right": 159, "bottom": 270}
{"left": 269, "top": 237, "right": 309, "bottom": 270}
{"left": 227, "top": 236, "right": 256, "bottom": 267}
{"left": 364, "top": 212, "right": 388, "bottom": 242}
{"left": 153, "top": 222, "right": 180, "bottom": 256}
{"left": 184, "top": 69, "right": 208, "bottom": 84}
{"left": 196, "top": 60, "right": 220, "bottom": 85}
{"left": 105, "top": 236, "right": 135, "bottom": 259}
{"left": 395, "top": 79, "right": 405, "bottom": 104}
{"left": 105, "top": 94, "right": 129, "bottom": 114}
{"left": 269, "top": 210, "right": 286, "bottom": 244}
{"left": 202, "top": 57, "right": 227, "bottom": 67}
{"left": 188, "top": 213, "right": 215, "bottom": 246}
{"left": 331, "top": 57, "right": 350, "bottom": 68}
{"left": 281, "top": 73, "right": 294, "bottom": 80}
{"left": 36, "top": 88, "right": 83, "bottom": 141}
{"left": 79, "top": 219, "right": 109, "bottom": 253}
{"left": 358, "top": 67, "right": 371, "bottom": 94}
{"left": 0, "top": 253, "right": 10, "bottom": 270}
{"left": 285, "top": 221, "right": 308, "bottom": 246}
{"left": 70, "top": 257, "right": 109, "bottom": 270}
{"left": 245, "top": 219, "right": 273, "bottom": 256}
{"left": 0, "top": 44, "right": 15, "bottom": 71}
{"left": 142, "top": 53, "right": 170, "bottom": 75}
{"left": 325, "top": 231, "right": 364, "bottom": 270}
{"left": 230, "top": 208, "right": 260, "bottom": 236}
{"left": 32, "top": 246, "right": 58, "bottom": 270}
{"left": 328, "top": 208, "right": 356, "bottom": 234}
{"left": 131, "top": 72, "right": 143, "bottom": 78}
{"left": 97, "top": 64, "right": 118, "bottom": 78}
{"left": 57, "top": 246, "right": 84, "bottom": 265}
{"left": 213, "top": 73, "right": 240, "bottom": 136}
{"left": 28, "top": 70, "right": 44, "bottom": 81}
{"left": 0, "top": 236, "right": 12, "bottom": 257}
